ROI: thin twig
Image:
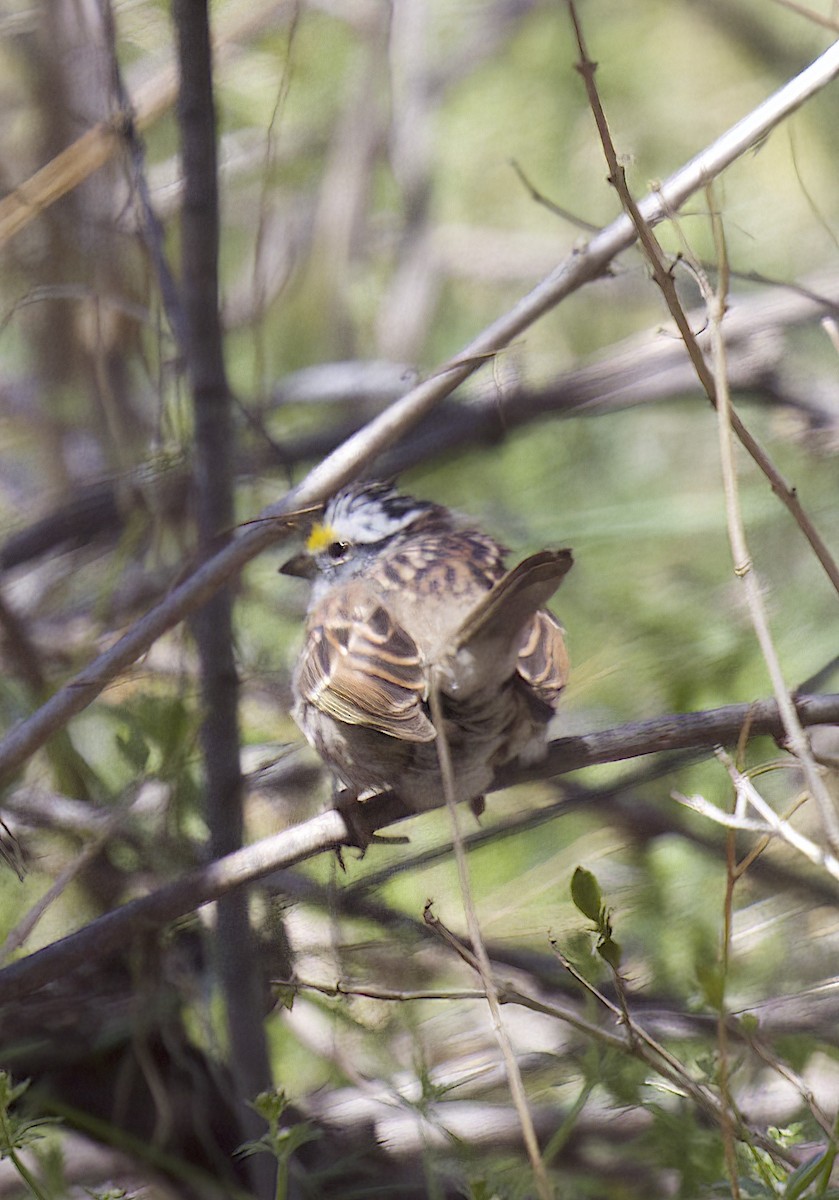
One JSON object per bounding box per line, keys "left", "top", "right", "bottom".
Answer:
{"left": 428, "top": 685, "right": 555, "bottom": 1200}
{"left": 549, "top": 941, "right": 792, "bottom": 1166}
{"left": 718, "top": 758, "right": 743, "bottom": 1199}
{"left": 567, "top": 2, "right": 839, "bottom": 851}
{"left": 675, "top": 772, "right": 839, "bottom": 884}
{"left": 7, "top": 263, "right": 839, "bottom": 577}
{"left": 276, "top": 978, "right": 490, "bottom": 1004}
{"left": 567, "top": 2, "right": 839, "bottom": 602}
{"left": 822, "top": 315, "right": 839, "bottom": 358}
{"left": 0, "top": 789, "right": 140, "bottom": 966}
{"left": 731, "top": 789, "right": 808, "bottom": 881}
{"left": 281, "top": 970, "right": 800, "bottom": 1171}
{"left": 0, "top": 0, "right": 291, "bottom": 250}
{"left": 673, "top": 792, "right": 787, "bottom": 836}
{"left": 99, "top": 0, "right": 187, "bottom": 352}
{"left": 768, "top": 0, "right": 839, "bottom": 32}
{"left": 0, "top": 807, "right": 349, "bottom": 1005}
{"left": 704, "top": 193, "right": 839, "bottom": 850}
{"left": 509, "top": 158, "right": 599, "bottom": 231}
{"left": 720, "top": 748, "right": 839, "bottom": 876}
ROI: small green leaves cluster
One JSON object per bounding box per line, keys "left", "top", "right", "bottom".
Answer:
{"left": 570, "top": 865, "right": 622, "bottom": 971}
{"left": 0, "top": 1072, "right": 60, "bottom": 1200}
{"left": 239, "top": 1089, "right": 320, "bottom": 1200}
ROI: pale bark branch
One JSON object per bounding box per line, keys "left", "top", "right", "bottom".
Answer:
{"left": 3, "top": 268, "right": 838, "bottom": 577}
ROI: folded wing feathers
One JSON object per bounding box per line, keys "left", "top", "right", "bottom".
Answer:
{"left": 299, "top": 608, "right": 436, "bottom": 742}
{"left": 299, "top": 550, "right": 572, "bottom": 739}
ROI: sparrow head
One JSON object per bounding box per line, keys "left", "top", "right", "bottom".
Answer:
{"left": 280, "top": 480, "right": 452, "bottom": 583}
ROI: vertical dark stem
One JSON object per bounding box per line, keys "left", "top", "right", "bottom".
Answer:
{"left": 171, "top": 3, "right": 274, "bottom": 1195}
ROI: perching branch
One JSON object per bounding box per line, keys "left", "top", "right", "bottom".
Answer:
{"left": 0, "top": 691, "right": 836, "bottom": 1006}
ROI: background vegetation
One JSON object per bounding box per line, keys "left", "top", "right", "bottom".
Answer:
{"left": 0, "top": 1, "right": 838, "bottom": 1197}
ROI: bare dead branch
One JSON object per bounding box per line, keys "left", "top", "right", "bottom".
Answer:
{"left": 568, "top": 4, "right": 839, "bottom": 603}
{"left": 567, "top": 5, "right": 839, "bottom": 853}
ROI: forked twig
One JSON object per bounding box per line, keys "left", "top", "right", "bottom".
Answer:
{"left": 548, "top": 940, "right": 794, "bottom": 1167}
{"left": 567, "top": 1, "right": 839, "bottom": 851}
{"left": 567, "top": 3, "right": 839, "bottom": 601}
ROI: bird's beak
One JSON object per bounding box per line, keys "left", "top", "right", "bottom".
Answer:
{"left": 279, "top": 552, "right": 316, "bottom": 579}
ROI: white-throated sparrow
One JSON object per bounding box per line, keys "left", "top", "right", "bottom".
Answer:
{"left": 281, "top": 481, "right": 572, "bottom": 813}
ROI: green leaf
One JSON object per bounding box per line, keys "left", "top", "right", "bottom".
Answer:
{"left": 696, "top": 961, "right": 726, "bottom": 1012}
{"left": 571, "top": 866, "right": 603, "bottom": 924}
{"left": 0, "top": 1073, "right": 30, "bottom": 1110}
{"left": 275, "top": 1123, "right": 321, "bottom": 1157}
{"left": 250, "top": 1089, "right": 291, "bottom": 1126}
{"left": 115, "top": 726, "right": 151, "bottom": 773}
{"left": 783, "top": 1148, "right": 830, "bottom": 1198}
{"left": 465, "top": 1181, "right": 492, "bottom": 1200}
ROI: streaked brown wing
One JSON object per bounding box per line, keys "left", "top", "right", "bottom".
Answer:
{"left": 517, "top": 608, "right": 570, "bottom": 707}
{"left": 435, "top": 549, "right": 572, "bottom": 702}
{"left": 297, "top": 600, "right": 436, "bottom": 743}
{"left": 454, "top": 549, "right": 573, "bottom": 653}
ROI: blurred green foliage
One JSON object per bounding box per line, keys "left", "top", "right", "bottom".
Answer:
{"left": 0, "top": 0, "right": 838, "bottom": 1196}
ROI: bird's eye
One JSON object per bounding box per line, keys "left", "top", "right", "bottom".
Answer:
{"left": 327, "top": 540, "right": 350, "bottom": 560}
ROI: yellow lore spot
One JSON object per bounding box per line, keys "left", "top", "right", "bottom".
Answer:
{"left": 306, "top": 521, "right": 337, "bottom": 553}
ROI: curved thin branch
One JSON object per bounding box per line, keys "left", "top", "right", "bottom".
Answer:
{"left": 568, "top": 8, "right": 839, "bottom": 853}
{"left": 569, "top": 9, "right": 839, "bottom": 601}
